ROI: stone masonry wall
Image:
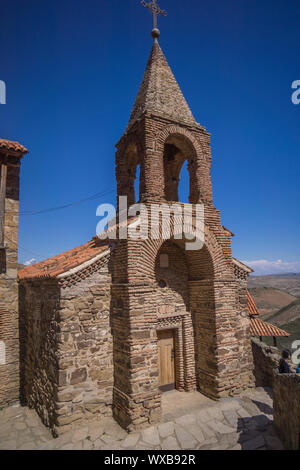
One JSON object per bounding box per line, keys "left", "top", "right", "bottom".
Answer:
{"left": 0, "top": 305, "right": 20, "bottom": 406}
{"left": 19, "top": 280, "right": 60, "bottom": 431}
{"left": 273, "top": 371, "right": 300, "bottom": 450}
{"left": 0, "top": 162, "right": 21, "bottom": 407}
{"left": 251, "top": 338, "right": 300, "bottom": 449}
{"left": 20, "top": 264, "right": 113, "bottom": 436}
{"left": 251, "top": 338, "right": 282, "bottom": 388}
{"left": 251, "top": 337, "right": 296, "bottom": 388}
{"left": 235, "top": 279, "right": 255, "bottom": 392}
{"left": 56, "top": 266, "right": 113, "bottom": 435}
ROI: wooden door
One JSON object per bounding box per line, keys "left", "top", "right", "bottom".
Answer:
{"left": 157, "top": 330, "right": 175, "bottom": 391}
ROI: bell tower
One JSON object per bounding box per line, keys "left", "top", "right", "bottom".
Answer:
{"left": 115, "top": 39, "right": 213, "bottom": 206}
{"left": 111, "top": 2, "right": 254, "bottom": 431}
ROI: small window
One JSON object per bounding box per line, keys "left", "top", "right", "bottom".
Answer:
{"left": 158, "top": 279, "right": 167, "bottom": 288}
{"left": 159, "top": 254, "right": 169, "bottom": 268}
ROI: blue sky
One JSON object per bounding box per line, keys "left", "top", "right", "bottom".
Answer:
{"left": 1, "top": 0, "right": 299, "bottom": 274}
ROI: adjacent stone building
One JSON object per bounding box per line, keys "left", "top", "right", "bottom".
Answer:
{"left": 17, "top": 36, "right": 258, "bottom": 435}
{"left": 0, "top": 139, "right": 28, "bottom": 407}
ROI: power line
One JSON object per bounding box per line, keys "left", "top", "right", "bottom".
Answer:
{"left": 20, "top": 188, "right": 115, "bottom": 215}
{"left": 1, "top": 188, "right": 117, "bottom": 263}
{"left": 0, "top": 188, "right": 116, "bottom": 216}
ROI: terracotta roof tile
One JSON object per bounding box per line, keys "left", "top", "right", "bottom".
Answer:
{"left": 247, "top": 290, "right": 260, "bottom": 316}
{"left": 250, "top": 317, "right": 290, "bottom": 337}
{"left": 18, "top": 217, "right": 138, "bottom": 281}
{"left": 0, "top": 139, "right": 28, "bottom": 154}
{"left": 18, "top": 239, "right": 109, "bottom": 281}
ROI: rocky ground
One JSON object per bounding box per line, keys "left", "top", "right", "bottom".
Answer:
{"left": 0, "top": 387, "right": 284, "bottom": 450}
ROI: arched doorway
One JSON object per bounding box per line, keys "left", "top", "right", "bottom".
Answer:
{"left": 154, "top": 237, "right": 216, "bottom": 396}
{"left": 155, "top": 240, "right": 189, "bottom": 392}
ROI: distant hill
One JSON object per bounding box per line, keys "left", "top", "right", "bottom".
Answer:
{"left": 267, "top": 298, "right": 300, "bottom": 326}
{"left": 249, "top": 287, "right": 296, "bottom": 317}
{"left": 248, "top": 273, "right": 300, "bottom": 297}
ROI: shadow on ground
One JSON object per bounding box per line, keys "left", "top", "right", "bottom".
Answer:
{"left": 237, "top": 414, "right": 283, "bottom": 450}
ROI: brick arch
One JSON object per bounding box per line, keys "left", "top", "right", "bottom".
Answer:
{"left": 117, "top": 131, "right": 144, "bottom": 158}
{"left": 154, "top": 125, "right": 204, "bottom": 159}
{"left": 153, "top": 125, "right": 213, "bottom": 204}
{"left": 131, "top": 223, "right": 229, "bottom": 284}
{"left": 116, "top": 134, "right": 145, "bottom": 206}
{"left": 125, "top": 225, "right": 231, "bottom": 396}
{"left": 153, "top": 125, "right": 205, "bottom": 203}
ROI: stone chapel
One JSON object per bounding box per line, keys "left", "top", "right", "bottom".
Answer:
{"left": 1, "top": 28, "right": 257, "bottom": 436}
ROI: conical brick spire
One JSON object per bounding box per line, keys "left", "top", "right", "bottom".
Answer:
{"left": 126, "top": 42, "right": 197, "bottom": 131}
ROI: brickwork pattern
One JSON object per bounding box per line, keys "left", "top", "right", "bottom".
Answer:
{"left": 0, "top": 149, "right": 26, "bottom": 407}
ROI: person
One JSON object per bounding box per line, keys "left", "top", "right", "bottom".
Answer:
{"left": 278, "top": 349, "right": 291, "bottom": 374}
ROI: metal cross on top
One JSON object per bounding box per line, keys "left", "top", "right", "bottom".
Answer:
{"left": 141, "top": 0, "right": 167, "bottom": 35}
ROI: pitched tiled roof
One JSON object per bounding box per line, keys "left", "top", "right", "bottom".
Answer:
{"left": 18, "top": 217, "right": 138, "bottom": 281}
{"left": 247, "top": 290, "right": 260, "bottom": 315}
{"left": 250, "top": 317, "right": 290, "bottom": 338}
{"left": 247, "top": 290, "right": 290, "bottom": 337}
{"left": 18, "top": 239, "right": 110, "bottom": 281}
{"left": 0, "top": 139, "right": 28, "bottom": 154}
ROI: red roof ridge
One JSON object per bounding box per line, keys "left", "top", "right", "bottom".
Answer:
{"left": 0, "top": 139, "right": 28, "bottom": 154}
{"left": 18, "top": 238, "right": 110, "bottom": 281}
{"left": 18, "top": 216, "right": 138, "bottom": 281}
{"left": 250, "top": 317, "right": 290, "bottom": 338}
{"left": 247, "top": 290, "right": 260, "bottom": 316}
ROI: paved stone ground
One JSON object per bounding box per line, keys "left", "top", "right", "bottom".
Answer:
{"left": 0, "top": 387, "right": 284, "bottom": 450}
